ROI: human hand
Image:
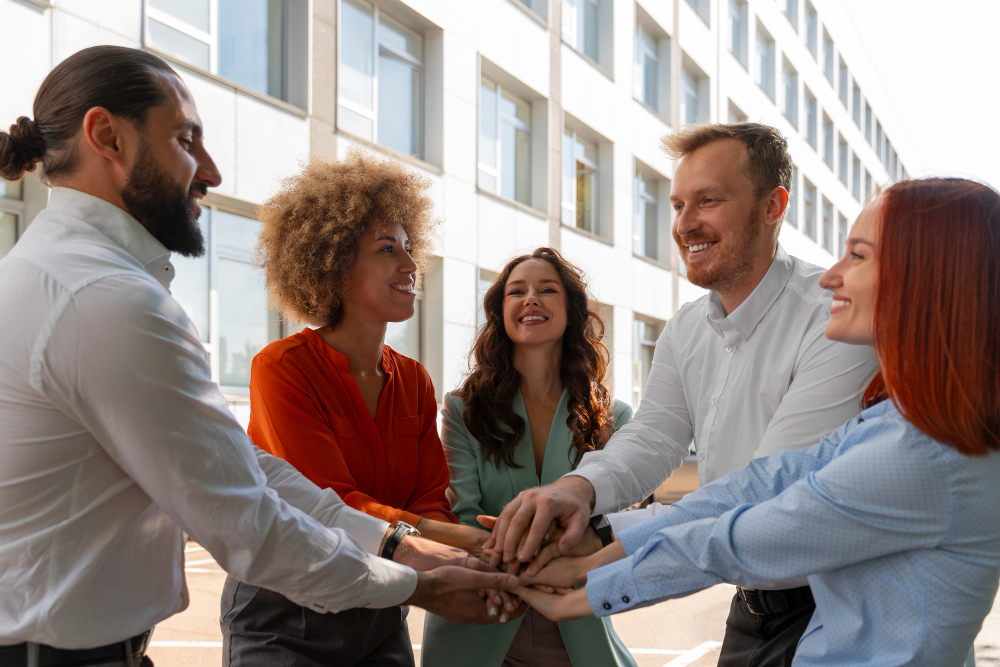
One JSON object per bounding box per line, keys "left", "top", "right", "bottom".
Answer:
{"left": 483, "top": 476, "right": 596, "bottom": 568}
{"left": 414, "top": 519, "right": 491, "bottom": 561}
{"left": 520, "top": 541, "right": 626, "bottom": 591}
{"left": 405, "top": 566, "right": 520, "bottom": 624}
{"left": 391, "top": 534, "right": 481, "bottom": 572}
{"left": 514, "top": 586, "right": 593, "bottom": 622}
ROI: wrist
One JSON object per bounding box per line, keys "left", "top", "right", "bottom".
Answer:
{"left": 559, "top": 475, "right": 597, "bottom": 512}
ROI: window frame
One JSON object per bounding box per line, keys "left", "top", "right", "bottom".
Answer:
{"left": 784, "top": 0, "right": 798, "bottom": 31}
{"left": 562, "top": 127, "right": 601, "bottom": 236}
{"left": 337, "top": 0, "right": 427, "bottom": 160}
{"left": 635, "top": 22, "right": 660, "bottom": 109}
{"left": 804, "top": 87, "right": 817, "bottom": 149}
{"left": 821, "top": 197, "right": 834, "bottom": 253}
{"left": 782, "top": 58, "right": 798, "bottom": 127}
{"left": 633, "top": 164, "right": 671, "bottom": 266}
{"left": 755, "top": 23, "right": 776, "bottom": 100}
{"left": 804, "top": 1, "right": 818, "bottom": 59}
{"left": 632, "top": 316, "right": 665, "bottom": 409}
{"left": 478, "top": 74, "right": 533, "bottom": 207}
{"left": 0, "top": 180, "right": 25, "bottom": 262}
{"left": 803, "top": 178, "right": 817, "bottom": 240}
{"left": 822, "top": 29, "right": 834, "bottom": 84}
{"left": 729, "top": 0, "right": 748, "bottom": 68}
{"left": 143, "top": 0, "right": 307, "bottom": 109}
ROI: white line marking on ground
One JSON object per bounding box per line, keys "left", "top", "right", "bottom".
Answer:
{"left": 184, "top": 558, "right": 216, "bottom": 566}
{"left": 629, "top": 648, "right": 685, "bottom": 655}
{"left": 183, "top": 567, "right": 226, "bottom": 573}
{"left": 661, "top": 640, "right": 723, "bottom": 667}
{"left": 183, "top": 545, "right": 207, "bottom": 553}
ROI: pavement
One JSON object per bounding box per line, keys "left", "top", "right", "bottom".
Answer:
{"left": 145, "top": 543, "right": 1000, "bottom": 667}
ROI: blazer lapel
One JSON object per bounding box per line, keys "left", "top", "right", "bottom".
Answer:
{"left": 539, "top": 390, "right": 574, "bottom": 485}
{"left": 506, "top": 393, "right": 543, "bottom": 493}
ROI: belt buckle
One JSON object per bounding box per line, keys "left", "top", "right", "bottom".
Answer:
{"left": 738, "top": 587, "right": 766, "bottom": 615}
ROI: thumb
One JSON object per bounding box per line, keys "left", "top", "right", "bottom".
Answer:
{"left": 453, "top": 568, "right": 518, "bottom": 592}
{"left": 558, "top": 512, "right": 588, "bottom": 555}
{"left": 477, "top": 515, "right": 498, "bottom": 530}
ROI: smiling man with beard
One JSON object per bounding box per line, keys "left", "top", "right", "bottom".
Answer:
{"left": 0, "top": 46, "right": 517, "bottom": 667}
{"left": 487, "top": 123, "right": 878, "bottom": 666}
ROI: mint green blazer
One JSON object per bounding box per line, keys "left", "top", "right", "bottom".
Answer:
{"left": 420, "top": 391, "right": 637, "bottom": 667}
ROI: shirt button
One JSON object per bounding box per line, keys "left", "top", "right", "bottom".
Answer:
{"left": 726, "top": 345, "right": 733, "bottom": 352}
{"left": 603, "top": 602, "right": 612, "bottom": 610}
{"left": 622, "top": 595, "right": 630, "bottom": 603}
{"left": 712, "top": 399, "right": 718, "bottom": 406}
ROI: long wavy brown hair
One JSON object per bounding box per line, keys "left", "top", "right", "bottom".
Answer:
{"left": 457, "top": 248, "right": 616, "bottom": 470}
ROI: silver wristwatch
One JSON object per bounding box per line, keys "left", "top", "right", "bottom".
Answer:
{"left": 380, "top": 520, "right": 421, "bottom": 561}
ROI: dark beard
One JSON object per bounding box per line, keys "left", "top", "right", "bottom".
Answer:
{"left": 121, "top": 147, "right": 206, "bottom": 257}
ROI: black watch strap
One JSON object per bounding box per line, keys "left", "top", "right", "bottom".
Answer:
{"left": 381, "top": 521, "right": 416, "bottom": 561}
{"left": 590, "top": 514, "right": 614, "bottom": 547}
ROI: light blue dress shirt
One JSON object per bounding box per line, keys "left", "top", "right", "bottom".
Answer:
{"left": 587, "top": 401, "right": 1000, "bottom": 665}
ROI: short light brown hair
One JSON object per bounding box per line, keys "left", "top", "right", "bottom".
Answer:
{"left": 256, "top": 150, "right": 437, "bottom": 327}
{"left": 662, "top": 122, "right": 792, "bottom": 201}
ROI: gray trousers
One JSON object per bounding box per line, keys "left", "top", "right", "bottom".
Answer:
{"left": 221, "top": 575, "right": 414, "bottom": 667}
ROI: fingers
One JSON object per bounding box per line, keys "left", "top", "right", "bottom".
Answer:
{"left": 513, "top": 509, "right": 556, "bottom": 564}
{"left": 524, "top": 543, "right": 561, "bottom": 577}
{"left": 490, "top": 496, "right": 523, "bottom": 567}
{"left": 459, "top": 556, "right": 496, "bottom": 574}
{"left": 477, "top": 515, "right": 498, "bottom": 530}
{"left": 557, "top": 511, "right": 590, "bottom": 556}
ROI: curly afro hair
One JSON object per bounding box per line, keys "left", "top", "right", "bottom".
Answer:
{"left": 256, "top": 150, "right": 437, "bottom": 327}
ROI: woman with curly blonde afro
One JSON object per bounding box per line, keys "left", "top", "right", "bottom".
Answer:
{"left": 220, "top": 151, "right": 495, "bottom": 666}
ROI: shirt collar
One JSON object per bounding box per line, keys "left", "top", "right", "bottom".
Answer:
{"left": 304, "top": 327, "right": 395, "bottom": 374}
{"left": 46, "top": 187, "right": 174, "bottom": 289}
{"left": 704, "top": 244, "right": 794, "bottom": 342}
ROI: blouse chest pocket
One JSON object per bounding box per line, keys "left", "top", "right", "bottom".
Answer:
{"left": 393, "top": 416, "right": 422, "bottom": 474}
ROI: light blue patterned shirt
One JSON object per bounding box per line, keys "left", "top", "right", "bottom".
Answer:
{"left": 587, "top": 401, "right": 1000, "bottom": 665}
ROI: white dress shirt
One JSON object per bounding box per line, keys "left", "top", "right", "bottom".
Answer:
{"left": 572, "top": 245, "right": 878, "bottom": 530}
{"left": 0, "top": 188, "right": 417, "bottom": 649}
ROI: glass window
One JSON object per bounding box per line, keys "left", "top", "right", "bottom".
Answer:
{"left": 876, "top": 121, "right": 883, "bottom": 160}
{"left": 385, "top": 298, "right": 421, "bottom": 360}
{"left": 786, "top": 165, "right": 798, "bottom": 228}
{"left": 634, "top": 170, "right": 663, "bottom": 262}
{"left": 823, "top": 30, "right": 834, "bottom": 84}
{"left": 821, "top": 198, "right": 833, "bottom": 253}
{"left": 730, "top": 0, "right": 747, "bottom": 67}
{"left": 782, "top": 61, "right": 798, "bottom": 126}
{"left": 563, "top": 0, "right": 599, "bottom": 62}
{"left": 864, "top": 102, "right": 872, "bottom": 144}
{"left": 852, "top": 154, "right": 861, "bottom": 200}
{"left": 562, "top": 129, "right": 599, "bottom": 234}
{"left": 803, "top": 179, "right": 817, "bottom": 240}
{"left": 865, "top": 169, "right": 872, "bottom": 201}
{"left": 805, "top": 2, "right": 817, "bottom": 58}
{"left": 684, "top": 0, "right": 710, "bottom": 25}
{"left": 756, "top": 27, "right": 775, "bottom": 99}
{"left": 805, "top": 88, "right": 817, "bottom": 148}
{"left": 838, "top": 136, "right": 848, "bottom": 185}
{"left": 476, "top": 271, "right": 495, "bottom": 331}
{"left": 632, "top": 318, "right": 662, "bottom": 408}
{"left": 823, "top": 114, "right": 834, "bottom": 168}
{"left": 852, "top": 82, "right": 861, "bottom": 126}
{"left": 169, "top": 209, "right": 211, "bottom": 342}
{"left": 728, "top": 101, "right": 747, "bottom": 123}
{"left": 636, "top": 24, "right": 659, "bottom": 109}
{"left": 0, "top": 180, "right": 23, "bottom": 262}
{"left": 837, "top": 213, "right": 848, "bottom": 258}
{"left": 838, "top": 58, "right": 848, "bottom": 107}
{"left": 0, "top": 212, "right": 16, "bottom": 261}
{"left": 682, "top": 66, "right": 704, "bottom": 125}
{"left": 145, "top": 0, "right": 306, "bottom": 107}
{"left": 785, "top": 0, "right": 798, "bottom": 30}
{"left": 338, "top": 0, "right": 425, "bottom": 159}
{"left": 479, "top": 75, "right": 532, "bottom": 206}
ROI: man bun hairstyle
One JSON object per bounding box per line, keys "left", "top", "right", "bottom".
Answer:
{"left": 0, "top": 45, "right": 177, "bottom": 182}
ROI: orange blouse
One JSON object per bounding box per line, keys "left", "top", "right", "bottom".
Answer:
{"left": 247, "top": 327, "right": 457, "bottom": 526}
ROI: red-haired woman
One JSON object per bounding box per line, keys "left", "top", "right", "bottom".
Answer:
{"left": 516, "top": 179, "right": 1000, "bottom": 666}
{"left": 421, "top": 248, "right": 637, "bottom": 666}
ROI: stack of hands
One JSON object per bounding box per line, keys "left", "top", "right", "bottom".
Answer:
{"left": 401, "top": 477, "right": 625, "bottom": 625}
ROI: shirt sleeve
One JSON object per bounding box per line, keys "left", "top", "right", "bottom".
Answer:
{"left": 252, "top": 446, "right": 390, "bottom": 555}
{"left": 585, "top": 413, "right": 951, "bottom": 617}
{"left": 612, "top": 425, "right": 845, "bottom": 554}
{"left": 440, "top": 393, "right": 489, "bottom": 530}
{"left": 753, "top": 322, "right": 876, "bottom": 458}
{"left": 39, "top": 278, "right": 416, "bottom": 613}
{"left": 248, "top": 353, "right": 425, "bottom": 526}
{"left": 569, "top": 319, "right": 693, "bottom": 515}
{"left": 400, "top": 369, "right": 457, "bottom": 524}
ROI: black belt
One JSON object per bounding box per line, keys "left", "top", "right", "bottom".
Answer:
{"left": 737, "top": 585, "right": 814, "bottom": 616}
{"left": 0, "top": 629, "right": 152, "bottom": 666}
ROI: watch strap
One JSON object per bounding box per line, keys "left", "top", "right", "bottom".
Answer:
{"left": 590, "top": 514, "right": 614, "bottom": 547}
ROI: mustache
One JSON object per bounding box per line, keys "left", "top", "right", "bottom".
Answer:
{"left": 678, "top": 235, "right": 720, "bottom": 246}
{"left": 189, "top": 182, "right": 208, "bottom": 199}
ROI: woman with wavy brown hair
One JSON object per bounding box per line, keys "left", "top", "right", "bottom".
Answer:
{"left": 421, "top": 248, "right": 637, "bottom": 667}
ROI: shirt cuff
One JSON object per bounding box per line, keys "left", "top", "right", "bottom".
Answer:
{"left": 312, "top": 494, "right": 390, "bottom": 555}
{"left": 606, "top": 508, "right": 654, "bottom": 543}
{"left": 355, "top": 555, "right": 419, "bottom": 609}
{"left": 563, "top": 467, "right": 616, "bottom": 516}
{"left": 585, "top": 554, "right": 640, "bottom": 617}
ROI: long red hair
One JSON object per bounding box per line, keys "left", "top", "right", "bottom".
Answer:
{"left": 867, "top": 178, "right": 1000, "bottom": 454}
